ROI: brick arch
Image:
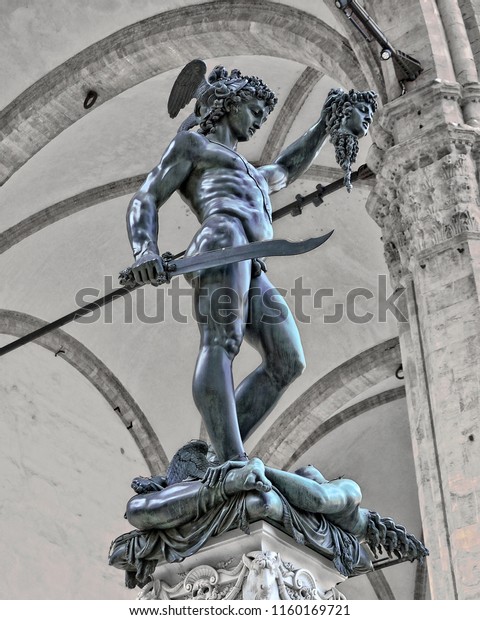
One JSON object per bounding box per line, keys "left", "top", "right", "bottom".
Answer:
{"left": 0, "top": 309, "right": 168, "bottom": 474}
{"left": 253, "top": 337, "right": 402, "bottom": 469}
{"left": 0, "top": 0, "right": 382, "bottom": 186}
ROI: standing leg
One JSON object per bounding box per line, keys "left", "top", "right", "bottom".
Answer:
{"left": 235, "top": 272, "right": 306, "bottom": 440}
{"left": 186, "top": 215, "right": 252, "bottom": 463}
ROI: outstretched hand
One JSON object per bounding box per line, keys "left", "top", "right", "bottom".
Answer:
{"left": 131, "top": 475, "right": 167, "bottom": 494}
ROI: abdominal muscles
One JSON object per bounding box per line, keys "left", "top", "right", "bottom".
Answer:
{"left": 182, "top": 168, "right": 274, "bottom": 243}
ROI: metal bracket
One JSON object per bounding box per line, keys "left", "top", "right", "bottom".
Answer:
{"left": 292, "top": 194, "right": 304, "bottom": 217}
{"left": 313, "top": 184, "right": 324, "bottom": 207}
{"left": 334, "top": 0, "right": 423, "bottom": 83}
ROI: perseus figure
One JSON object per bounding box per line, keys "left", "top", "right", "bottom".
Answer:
{"left": 126, "top": 60, "right": 376, "bottom": 464}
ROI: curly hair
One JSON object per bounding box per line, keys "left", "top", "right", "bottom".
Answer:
{"left": 197, "top": 65, "right": 277, "bottom": 136}
{"left": 365, "top": 511, "right": 429, "bottom": 562}
{"left": 324, "top": 88, "right": 377, "bottom": 192}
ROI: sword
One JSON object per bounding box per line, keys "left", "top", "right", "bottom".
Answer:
{"left": 0, "top": 231, "right": 333, "bottom": 357}
{"left": 119, "top": 231, "right": 334, "bottom": 286}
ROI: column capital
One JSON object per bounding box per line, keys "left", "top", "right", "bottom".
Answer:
{"left": 367, "top": 117, "right": 480, "bottom": 288}
{"left": 378, "top": 80, "right": 463, "bottom": 144}
{"left": 462, "top": 82, "right": 480, "bottom": 126}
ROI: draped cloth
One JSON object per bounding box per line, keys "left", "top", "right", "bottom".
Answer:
{"left": 273, "top": 487, "right": 371, "bottom": 577}
{"left": 109, "top": 484, "right": 371, "bottom": 588}
{"left": 110, "top": 489, "right": 250, "bottom": 587}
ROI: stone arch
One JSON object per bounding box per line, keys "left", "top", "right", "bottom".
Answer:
{"left": 288, "top": 386, "right": 405, "bottom": 469}
{"left": 253, "top": 337, "right": 402, "bottom": 468}
{"left": 0, "top": 165, "right": 366, "bottom": 255}
{"left": 0, "top": 309, "right": 168, "bottom": 474}
{"left": 0, "top": 0, "right": 383, "bottom": 186}
{"left": 259, "top": 66, "right": 324, "bottom": 164}
{"left": 0, "top": 175, "right": 146, "bottom": 255}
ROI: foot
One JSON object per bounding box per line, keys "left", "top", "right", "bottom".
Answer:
{"left": 224, "top": 458, "right": 272, "bottom": 494}
{"left": 202, "top": 459, "right": 248, "bottom": 488}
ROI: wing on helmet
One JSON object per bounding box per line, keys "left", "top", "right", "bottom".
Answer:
{"left": 167, "top": 59, "right": 209, "bottom": 119}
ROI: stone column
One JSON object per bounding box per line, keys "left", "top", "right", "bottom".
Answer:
{"left": 367, "top": 79, "right": 480, "bottom": 599}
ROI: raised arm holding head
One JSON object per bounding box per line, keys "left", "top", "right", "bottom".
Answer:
{"left": 259, "top": 87, "right": 377, "bottom": 194}
{"left": 258, "top": 106, "right": 330, "bottom": 194}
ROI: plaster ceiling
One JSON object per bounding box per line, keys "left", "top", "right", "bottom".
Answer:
{"left": 0, "top": 0, "right": 423, "bottom": 600}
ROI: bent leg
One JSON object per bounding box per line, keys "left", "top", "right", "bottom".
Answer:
{"left": 263, "top": 466, "right": 368, "bottom": 537}
{"left": 236, "top": 272, "right": 306, "bottom": 440}
{"left": 264, "top": 467, "right": 362, "bottom": 515}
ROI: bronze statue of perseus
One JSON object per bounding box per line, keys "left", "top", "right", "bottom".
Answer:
{"left": 110, "top": 63, "right": 429, "bottom": 592}
{"left": 125, "top": 59, "right": 377, "bottom": 465}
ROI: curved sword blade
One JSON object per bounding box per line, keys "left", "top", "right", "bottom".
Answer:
{"left": 0, "top": 232, "right": 334, "bottom": 357}
{"left": 168, "top": 230, "right": 334, "bottom": 276}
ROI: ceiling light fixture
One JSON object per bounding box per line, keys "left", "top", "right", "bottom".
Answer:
{"left": 381, "top": 48, "right": 392, "bottom": 61}
{"left": 334, "top": 0, "right": 423, "bottom": 83}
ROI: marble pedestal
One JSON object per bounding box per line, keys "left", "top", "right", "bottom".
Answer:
{"left": 138, "top": 521, "right": 347, "bottom": 600}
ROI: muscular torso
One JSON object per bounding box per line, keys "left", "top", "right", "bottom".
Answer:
{"left": 179, "top": 135, "right": 274, "bottom": 243}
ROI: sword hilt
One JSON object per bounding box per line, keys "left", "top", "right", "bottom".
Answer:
{"left": 118, "top": 252, "right": 177, "bottom": 287}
